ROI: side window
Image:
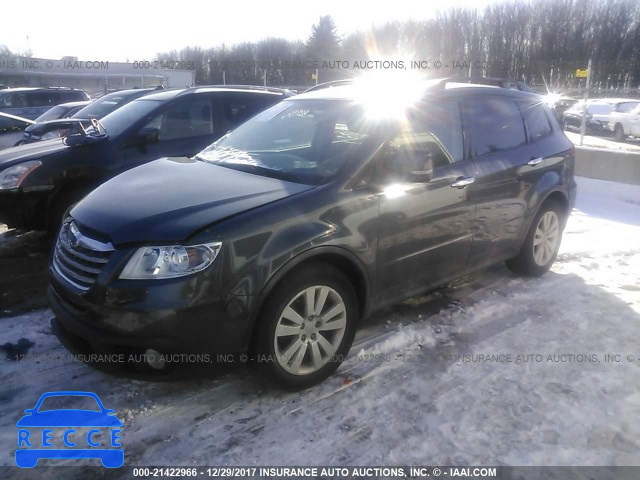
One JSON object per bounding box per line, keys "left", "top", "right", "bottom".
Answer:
{"left": 463, "top": 96, "right": 526, "bottom": 157}
{"left": 520, "top": 102, "right": 552, "bottom": 141}
{"left": 223, "top": 94, "right": 275, "bottom": 127}
{"left": 145, "top": 97, "right": 214, "bottom": 141}
{"left": 616, "top": 102, "right": 639, "bottom": 113}
{"left": 29, "top": 92, "right": 54, "bottom": 107}
{"left": 1, "top": 93, "right": 28, "bottom": 108}
{"left": 376, "top": 100, "right": 463, "bottom": 183}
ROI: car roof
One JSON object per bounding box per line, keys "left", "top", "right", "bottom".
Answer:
{"left": 138, "top": 85, "right": 291, "bottom": 102}
{"left": 292, "top": 80, "right": 540, "bottom": 102}
{"left": 0, "top": 87, "right": 85, "bottom": 94}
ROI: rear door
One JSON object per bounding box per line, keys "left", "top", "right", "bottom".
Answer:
{"left": 376, "top": 98, "right": 476, "bottom": 300}
{"left": 462, "top": 94, "right": 543, "bottom": 269}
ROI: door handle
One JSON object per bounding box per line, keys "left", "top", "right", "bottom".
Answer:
{"left": 527, "top": 157, "right": 543, "bottom": 166}
{"left": 450, "top": 176, "right": 475, "bottom": 189}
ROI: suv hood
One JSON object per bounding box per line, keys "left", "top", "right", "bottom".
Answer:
{"left": 71, "top": 157, "right": 315, "bottom": 245}
{"left": 0, "top": 138, "right": 69, "bottom": 169}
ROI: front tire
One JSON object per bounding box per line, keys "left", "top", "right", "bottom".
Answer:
{"left": 254, "top": 264, "right": 358, "bottom": 389}
{"left": 506, "top": 199, "right": 565, "bottom": 277}
{"left": 614, "top": 124, "right": 626, "bottom": 143}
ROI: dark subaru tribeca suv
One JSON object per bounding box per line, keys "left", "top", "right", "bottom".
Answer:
{"left": 49, "top": 79, "right": 576, "bottom": 388}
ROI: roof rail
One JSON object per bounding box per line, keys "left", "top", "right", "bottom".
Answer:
{"left": 304, "top": 80, "right": 355, "bottom": 93}
{"left": 192, "top": 84, "right": 291, "bottom": 94}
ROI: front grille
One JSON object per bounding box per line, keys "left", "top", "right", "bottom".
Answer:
{"left": 53, "top": 221, "right": 114, "bottom": 291}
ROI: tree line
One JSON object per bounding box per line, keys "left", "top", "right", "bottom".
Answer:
{"left": 153, "top": 0, "right": 640, "bottom": 91}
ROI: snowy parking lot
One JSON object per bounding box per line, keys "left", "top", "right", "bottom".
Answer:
{"left": 1, "top": 176, "right": 639, "bottom": 477}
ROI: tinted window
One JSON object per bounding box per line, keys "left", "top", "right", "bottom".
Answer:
{"left": 463, "top": 96, "right": 526, "bottom": 157}
{"left": 376, "top": 101, "right": 463, "bottom": 182}
{"left": 29, "top": 92, "right": 55, "bottom": 107}
{"left": 414, "top": 99, "right": 463, "bottom": 163}
{"left": 100, "top": 99, "right": 163, "bottom": 138}
{"left": 0, "top": 92, "right": 28, "bottom": 108}
{"left": 520, "top": 102, "right": 552, "bottom": 141}
{"left": 223, "top": 93, "right": 280, "bottom": 126}
{"left": 146, "top": 97, "right": 214, "bottom": 141}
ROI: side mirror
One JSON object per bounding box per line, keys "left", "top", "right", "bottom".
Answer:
{"left": 136, "top": 127, "right": 159, "bottom": 145}
{"left": 64, "top": 133, "right": 89, "bottom": 147}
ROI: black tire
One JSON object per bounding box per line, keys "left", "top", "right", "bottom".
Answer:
{"left": 506, "top": 199, "right": 565, "bottom": 277}
{"left": 48, "top": 188, "right": 88, "bottom": 235}
{"left": 253, "top": 264, "right": 358, "bottom": 389}
{"left": 614, "top": 124, "right": 626, "bottom": 143}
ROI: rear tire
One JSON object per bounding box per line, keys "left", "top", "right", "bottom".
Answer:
{"left": 614, "top": 124, "right": 626, "bottom": 143}
{"left": 506, "top": 199, "right": 565, "bottom": 277}
{"left": 254, "top": 264, "right": 358, "bottom": 389}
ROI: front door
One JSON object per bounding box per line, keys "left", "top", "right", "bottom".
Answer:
{"left": 376, "top": 98, "right": 476, "bottom": 301}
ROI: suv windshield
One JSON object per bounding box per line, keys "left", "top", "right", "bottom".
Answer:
{"left": 98, "top": 98, "right": 162, "bottom": 138}
{"left": 73, "top": 91, "right": 139, "bottom": 120}
{"left": 196, "top": 99, "right": 383, "bottom": 184}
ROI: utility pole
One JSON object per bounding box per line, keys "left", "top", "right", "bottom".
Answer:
{"left": 579, "top": 58, "right": 592, "bottom": 146}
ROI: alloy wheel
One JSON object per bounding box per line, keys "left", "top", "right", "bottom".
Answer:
{"left": 273, "top": 285, "right": 347, "bottom": 375}
{"left": 532, "top": 211, "right": 560, "bottom": 266}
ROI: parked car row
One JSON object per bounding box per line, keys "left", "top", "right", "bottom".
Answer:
{"left": 0, "top": 85, "right": 293, "bottom": 232}
{"left": 557, "top": 97, "right": 640, "bottom": 138}
{"left": 22, "top": 87, "right": 164, "bottom": 143}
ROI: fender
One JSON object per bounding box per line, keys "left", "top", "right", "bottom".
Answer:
{"left": 243, "top": 245, "right": 372, "bottom": 346}
{"left": 520, "top": 169, "right": 569, "bottom": 239}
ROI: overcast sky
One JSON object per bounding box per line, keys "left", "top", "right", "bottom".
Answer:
{"left": 1, "top": 0, "right": 495, "bottom": 62}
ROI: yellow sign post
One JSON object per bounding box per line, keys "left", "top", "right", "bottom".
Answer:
{"left": 576, "top": 69, "right": 588, "bottom": 78}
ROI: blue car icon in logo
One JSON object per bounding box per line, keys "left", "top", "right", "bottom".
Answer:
{"left": 16, "top": 391, "right": 123, "bottom": 468}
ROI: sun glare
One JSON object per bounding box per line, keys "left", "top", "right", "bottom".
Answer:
{"left": 352, "top": 70, "right": 428, "bottom": 121}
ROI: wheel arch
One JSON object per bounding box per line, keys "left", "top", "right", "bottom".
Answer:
{"left": 247, "top": 246, "right": 370, "bottom": 349}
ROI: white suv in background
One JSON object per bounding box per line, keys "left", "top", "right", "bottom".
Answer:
{"left": 608, "top": 103, "right": 640, "bottom": 142}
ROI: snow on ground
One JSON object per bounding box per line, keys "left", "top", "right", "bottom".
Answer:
{"left": 1, "top": 177, "right": 640, "bottom": 478}
{"left": 565, "top": 131, "right": 640, "bottom": 152}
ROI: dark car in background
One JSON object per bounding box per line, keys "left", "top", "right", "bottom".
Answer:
{"left": 0, "top": 112, "right": 35, "bottom": 150}
{"left": 48, "top": 80, "right": 576, "bottom": 388}
{"left": 548, "top": 96, "right": 578, "bottom": 122}
{"left": 33, "top": 101, "right": 92, "bottom": 123}
{"left": 0, "top": 86, "right": 292, "bottom": 232}
{"left": 22, "top": 87, "right": 164, "bottom": 143}
{"left": 0, "top": 87, "right": 90, "bottom": 120}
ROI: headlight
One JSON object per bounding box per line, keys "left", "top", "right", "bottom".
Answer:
{"left": 0, "top": 161, "right": 42, "bottom": 190}
{"left": 119, "top": 242, "right": 222, "bottom": 279}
